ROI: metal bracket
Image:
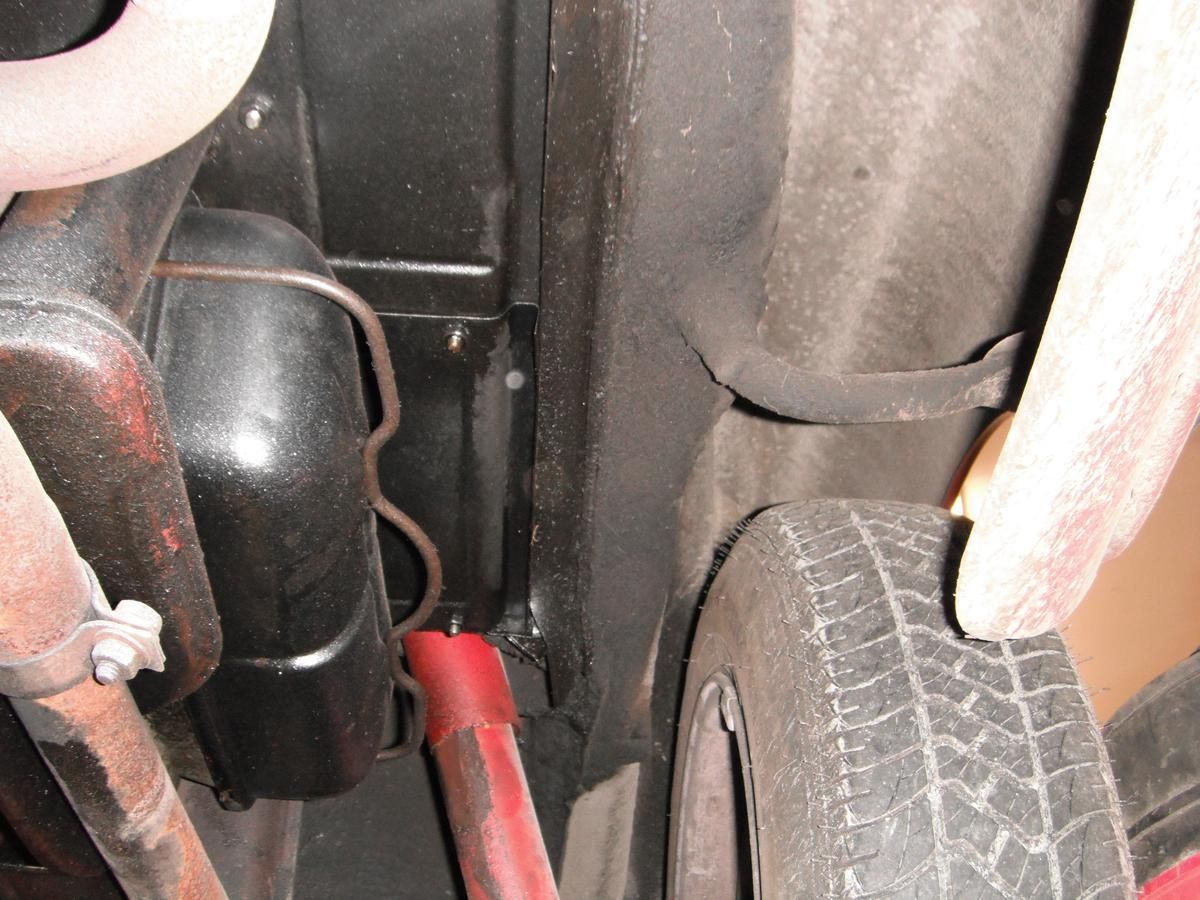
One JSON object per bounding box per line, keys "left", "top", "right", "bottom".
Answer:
{"left": 0, "top": 564, "right": 165, "bottom": 699}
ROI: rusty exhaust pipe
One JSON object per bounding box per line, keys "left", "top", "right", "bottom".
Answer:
{"left": 0, "top": 411, "right": 225, "bottom": 899}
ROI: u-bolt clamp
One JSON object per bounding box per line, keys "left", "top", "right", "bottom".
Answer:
{"left": 0, "top": 563, "right": 165, "bottom": 699}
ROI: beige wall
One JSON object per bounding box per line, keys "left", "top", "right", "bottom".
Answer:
{"left": 953, "top": 416, "right": 1200, "bottom": 722}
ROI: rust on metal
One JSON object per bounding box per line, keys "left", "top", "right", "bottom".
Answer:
{"left": 0, "top": 148, "right": 223, "bottom": 709}
{"left": 2, "top": 410, "right": 224, "bottom": 898}
{"left": 404, "top": 632, "right": 557, "bottom": 900}
{"left": 11, "top": 680, "right": 227, "bottom": 900}
{"left": 5, "top": 183, "right": 88, "bottom": 234}
{"left": 0, "top": 413, "right": 110, "bottom": 878}
{"left": 433, "top": 727, "right": 559, "bottom": 900}
{"left": 150, "top": 260, "right": 444, "bottom": 756}
{"left": 955, "top": 0, "right": 1200, "bottom": 639}
{"left": 0, "top": 292, "right": 221, "bottom": 708}
{"left": 0, "top": 697, "right": 109, "bottom": 879}
{"left": 0, "top": 135, "right": 209, "bottom": 323}
{"left": 0, "top": 412, "right": 92, "bottom": 658}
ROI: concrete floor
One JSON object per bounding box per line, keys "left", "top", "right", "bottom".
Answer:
{"left": 294, "top": 751, "right": 463, "bottom": 899}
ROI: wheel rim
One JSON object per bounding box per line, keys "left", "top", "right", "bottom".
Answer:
{"left": 672, "top": 670, "right": 761, "bottom": 899}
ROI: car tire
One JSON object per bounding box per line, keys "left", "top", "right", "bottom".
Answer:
{"left": 1105, "top": 650, "right": 1200, "bottom": 887}
{"left": 668, "top": 499, "right": 1133, "bottom": 898}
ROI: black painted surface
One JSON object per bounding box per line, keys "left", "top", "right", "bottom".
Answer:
{"left": 149, "top": 209, "right": 391, "bottom": 804}
{"left": 192, "top": 0, "right": 549, "bottom": 320}
{"left": 0, "top": 0, "right": 120, "bottom": 61}
{"left": 191, "top": 0, "right": 549, "bottom": 636}
{"left": 379, "top": 307, "right": 537, "bottom": 635}
{"left": 187, "top": 1, "right": 324, "bottom": 248}
{"left": 299, "top": 0, "right": 547, "bottom": 318}
{"left": 526, "top": 0, "right": 792, "bottom": 891}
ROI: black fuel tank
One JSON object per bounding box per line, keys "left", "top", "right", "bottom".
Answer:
{"left": 146, "top": 208, "right": 391, "bottom": 804}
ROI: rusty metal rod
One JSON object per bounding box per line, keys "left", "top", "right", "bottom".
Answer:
{"left": 405, "top": 631, "right": 559, "bottom": 900}
{"left": 0, "top": 414, "right": 92, "bottom": 656}
{"left": 1, "top": 411, "right": 225, "bottom": 899}
{"left": 151, "top": 260, "right": 444, "bottom": 757}
{"left": 11, "top": 684, "right": 227, "bottom": 900}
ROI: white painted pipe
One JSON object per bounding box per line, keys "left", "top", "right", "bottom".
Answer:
{"left": 0, "top": 0, "right": 274, "bottom": 193}
{"left": 954, "top": 0, "right": 1200, "bottom": 640}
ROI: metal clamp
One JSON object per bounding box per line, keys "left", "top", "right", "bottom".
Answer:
{"left": 0, "top": 564, "right": 165, "bottom": 699}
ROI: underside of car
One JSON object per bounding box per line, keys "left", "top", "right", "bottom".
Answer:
{"left": 1, "top": 0, "right": 1198, "bottom": 897}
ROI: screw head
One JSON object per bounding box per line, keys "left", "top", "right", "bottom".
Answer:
{"left": 447, "top": 615, "right": 464, "bottom": 637}
{"left": 241, "top": 105, "right": 266, "bottom": 131}
{"left": 446, "top": 331, "right": 467, "bottom": 354}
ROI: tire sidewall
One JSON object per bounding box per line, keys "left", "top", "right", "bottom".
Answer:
{"left": 670, "top": 520, "right": 840, "bottom": 897}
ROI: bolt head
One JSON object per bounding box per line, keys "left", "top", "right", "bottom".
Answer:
{"left": 446, "top": 331, "right": 466, "bottom": 354}
{"left": 242, "top": 106, "right": 266, "bottom": 130}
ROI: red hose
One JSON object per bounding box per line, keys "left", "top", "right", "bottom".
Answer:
{"left": 404, "top": 631, "right": 558, "bottom": 900}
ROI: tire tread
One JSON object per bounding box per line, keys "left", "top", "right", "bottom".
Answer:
{"left": 725, "top": 499, "right": 1132, "bottom": 898}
